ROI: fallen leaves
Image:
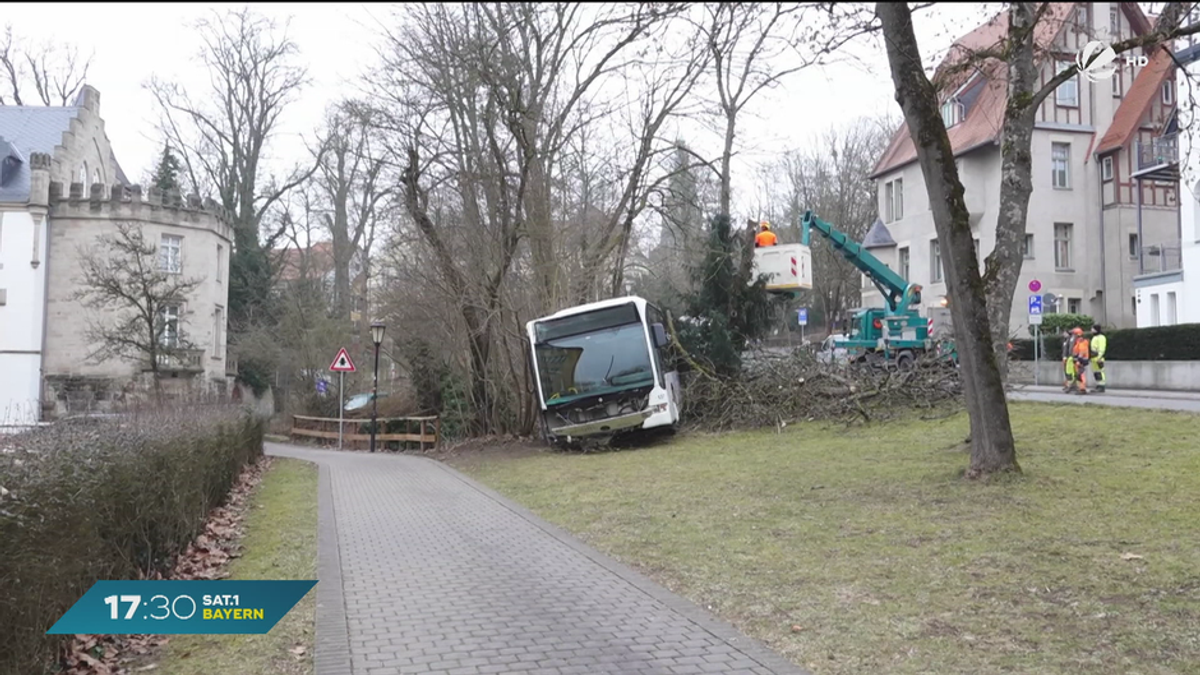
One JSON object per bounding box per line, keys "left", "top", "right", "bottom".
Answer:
{"left": 57, "top": 458, "right": 271, "bottom": 675}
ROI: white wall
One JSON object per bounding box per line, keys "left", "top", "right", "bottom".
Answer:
{"left": 1173, "top": 55, "right": 1200, "bottom": 325}
{"left": 1135, "top": 280, "right": 1185, "bottom": 326}
{"left": 0, "top": 209, "right": 48, "bottom": 424}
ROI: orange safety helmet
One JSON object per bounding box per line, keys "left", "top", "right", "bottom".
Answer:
{"left": 760, "top": 220, "right": 771, "bottom": 232}
{"left": 1071, "top": 327, "right": 1084, "bottom": 336}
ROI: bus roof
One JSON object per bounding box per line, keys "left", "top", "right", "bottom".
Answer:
{"left": 527, "top": 296, "right": 648, "bottom": 329}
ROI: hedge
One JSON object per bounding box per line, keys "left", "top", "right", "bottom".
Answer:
{"left": 1028, "top": 313, "right": 1093, "bottom": 337}
{"left": 0, "top": 405, "right": 264, "bottom": 675}
{"left": 1011, "top": 322, "right": 1200, "bottom": 361}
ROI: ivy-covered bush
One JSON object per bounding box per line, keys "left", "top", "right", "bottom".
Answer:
{"left": 0, "top": 406, "right": 264, "bottom": 674}
{"left": 1011, "top": 322, "right": 1200, "bottom": 361}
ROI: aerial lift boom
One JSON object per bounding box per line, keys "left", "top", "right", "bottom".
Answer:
{"left": 799, "top": 210, "right": 922, "bottom": 315}
{"left": 798, "top": 210, "right": 951, "bottom": 367}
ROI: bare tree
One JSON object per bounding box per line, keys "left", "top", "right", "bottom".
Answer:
{"left": 0, "top": 24, "right": 92, "bottom": 106}
{"left": 877, "top": 2, "right": 1200, "bottom": 477}
{"left": 700, "top": 3, "right": 871, "bottom": 217}
{"left": 312, "top": 102, "right": 391, "bottom": 320}
{"left": 145, "top": 7, "right": 318, "bottom": 331}
{"left": 766, "top": 118, "right": 893, "bottom": 333}
{"left": 73, "top": 222, "right": 203, "bottom": 398}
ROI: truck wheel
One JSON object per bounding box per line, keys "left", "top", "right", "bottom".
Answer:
{"left": 896, "top": 350, "right": 915, "bottom": 370}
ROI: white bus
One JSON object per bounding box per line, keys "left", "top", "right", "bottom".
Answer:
{"left": 525, "top": 296, "right": 682, "bottom": 445}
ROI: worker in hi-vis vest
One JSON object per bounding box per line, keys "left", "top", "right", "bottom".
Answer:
{"left": 1071, "top": 327, "right": 1091, "bottom": 394}
{"left": 1090, "top": 323, "right": 1107, "bottom": 393}
{"left": 1061, "top": 328, "right": 1077, "bottom": 392}
{"left": 755, "top": 221, "right": 777, "bottom": 247}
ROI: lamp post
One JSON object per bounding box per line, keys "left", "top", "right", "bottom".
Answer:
{"left": 369, "top": 321, "right": 386, "bottom": 453}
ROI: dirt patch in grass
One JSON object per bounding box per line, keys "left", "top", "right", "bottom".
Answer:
{"left": 134, "top": 458, "right": 318, "bottom": 675}
{"left": 454, "top": 402, "right": 1200, "bottom": 675}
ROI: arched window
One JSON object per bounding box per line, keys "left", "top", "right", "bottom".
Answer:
{"left": 78, "top": 163, "right": 88, "bottom": 185}
{"left": 93, "top": 167, "right": 102, "bottom": 184}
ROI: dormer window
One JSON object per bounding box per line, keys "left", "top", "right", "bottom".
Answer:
{"left": 941, "top": 99, "right": 964, "bottom": 128}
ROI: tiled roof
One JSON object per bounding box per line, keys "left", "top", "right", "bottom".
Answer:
{"left": 0, "top": 105, "right": 77, "bottom": 203}
{"left": 1094, "top": 47, "right": 1175, "bottom": 155}
{"left": 871, "top": 3, "right": 1102, "bottom": 179}
{"left": 862, "top": 218, "right": 897, "bottom": 248}
{"left": 274, "top": 241, "right": 336, "bottom": 282}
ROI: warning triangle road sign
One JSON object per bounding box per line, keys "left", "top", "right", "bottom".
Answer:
{"left": 329, "top": 347, "right": 357, "bottom": 373}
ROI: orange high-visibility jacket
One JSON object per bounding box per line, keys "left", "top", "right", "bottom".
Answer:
{"left": 755, "top": 230, "right": 777, "bottom": 247}
{"left": 1072, "top": 336, "right": 1090, "bottom": 359}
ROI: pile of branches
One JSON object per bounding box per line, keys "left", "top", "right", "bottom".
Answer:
{"left": 680, "top": 347, "right": 963, "bottom": 431}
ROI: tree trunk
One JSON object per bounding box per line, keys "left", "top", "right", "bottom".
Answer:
{"left": 878, "top": 2, "right": 1019, "bottom": 478}
{"left": 719, "top": 112, "right": 736, "bottom": 217}
{"left": 984, "top": 3, "right": 1040, "bottom": 382}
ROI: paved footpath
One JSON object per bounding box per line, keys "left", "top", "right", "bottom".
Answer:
{"left": 1009, "top": 385, "right": 1200, "bottom": 413}
{"left": 266, "top": 443, "right": 810, "bottom": 675}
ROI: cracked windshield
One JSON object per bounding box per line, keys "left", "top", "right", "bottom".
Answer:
{"left": 535, "top": 306, "right": 654, "bottom": 404}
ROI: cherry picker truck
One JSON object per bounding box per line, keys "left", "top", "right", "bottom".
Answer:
{"left": 787, "top": 210, "right": 956, "bottom": 369}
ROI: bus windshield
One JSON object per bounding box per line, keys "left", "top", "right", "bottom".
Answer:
{"left": 533, "top": 304, "right": 655, "bottom": 405}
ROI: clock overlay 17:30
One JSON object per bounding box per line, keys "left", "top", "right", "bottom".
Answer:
{"left": 46, "top": 580, "right": 317, "bottom": 635}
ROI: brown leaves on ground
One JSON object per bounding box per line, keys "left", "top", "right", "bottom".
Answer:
{"left": 57, "top": 457, "right": 272, "bottom": 675}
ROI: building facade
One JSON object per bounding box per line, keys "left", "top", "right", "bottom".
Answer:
{"left": 0, "top": 86, "right": 232, "bottom": 424}
{"left": 866, "top": 2, "right": 1181, "bottom": 336}
{"left": 1134, "top": 41, "right": 1200, "bottom": 327}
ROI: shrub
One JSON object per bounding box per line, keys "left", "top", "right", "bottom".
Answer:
{"left": 0, "top": 405, "right": 264, "bottom": 675}
{"left": 1011, "top": 322, "right": 1200, "bottom": 361}
{"left": 1029, "top": 313, "right": 1093, "bottom": 337}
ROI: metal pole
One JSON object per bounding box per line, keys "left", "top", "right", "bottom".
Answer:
{"left": 1136, "top": 176, "right": 1145, "bottom": 275}
{"left": 370, "top": 342, "right": 380, "bottom": 453}
{"left": 1034, "top": 325, "right": 1040, "bottom": 386}
{"left": 338, "top": 371, "right": 344, "bottom": 451}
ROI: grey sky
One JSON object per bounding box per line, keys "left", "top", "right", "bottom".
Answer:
{"left": 8, "top": 2, "right": 999, "bottom": 217}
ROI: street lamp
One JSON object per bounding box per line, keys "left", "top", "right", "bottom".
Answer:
{"left": 369, "top": 321, "right": 386, "bottom": 453}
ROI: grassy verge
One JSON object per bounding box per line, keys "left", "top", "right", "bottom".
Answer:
{"left": 452, "top": 403, "right": 1200, "bottom": 675}
{"left": 144, "top": 458, "right": 318, "bottom": 675}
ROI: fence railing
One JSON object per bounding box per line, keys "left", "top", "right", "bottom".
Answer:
{"left": 149, "top": 349, "right": 204, "bottom": 372}
{"left": 1139, "top": 243, "right": 1183, "bottom": 274}
{"left": 290, "top": 415, "right": 439, "bottom": 451}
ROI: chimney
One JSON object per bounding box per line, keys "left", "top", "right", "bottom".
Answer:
{"left": 29, "top": 152, "right": 52, "bottom": 208}
{"left": 74, "top": 85, "right": 100, "bottom": 115}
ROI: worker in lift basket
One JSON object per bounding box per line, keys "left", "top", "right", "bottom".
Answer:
{"left": 755, "top": 220, "right": 777, "bottom": 247}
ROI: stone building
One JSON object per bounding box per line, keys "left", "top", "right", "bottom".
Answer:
{"left": 0, "top": 86, "right": 232, "bottom": 423}
{"left": 866, "top": 2, "right": 1182, "bottom": 334}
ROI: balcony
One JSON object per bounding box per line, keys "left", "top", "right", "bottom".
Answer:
{"left": 1133, "top": 134, "right": 1180, "bottom": 181}
{"left": 147, "top": 349, "right": 205, "bottom": 373}
{"left": 1138, "top": 243, "right": 1183, "bottom": 274}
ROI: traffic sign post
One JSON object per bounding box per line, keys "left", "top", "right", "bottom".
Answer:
{"left": 797, "top": 308, "right": 808, "bottom": 342}
{"left": 329, "top": 348, "right": 357, "bottom": 451}
{"left": 1028, "top": 295, "right": 1044, "bottom": 386}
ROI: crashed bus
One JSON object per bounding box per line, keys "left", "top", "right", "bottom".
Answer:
{"left": 525, "top": 296, "right": 681, "bottom": 445}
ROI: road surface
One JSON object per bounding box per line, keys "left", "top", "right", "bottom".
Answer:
{"left": 1008, "top": 385, "right": 1200, "bottom": 413}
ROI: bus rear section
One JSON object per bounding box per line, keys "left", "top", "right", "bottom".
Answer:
{"left": 526, "top": 297, "right": 680, "bottom": 444}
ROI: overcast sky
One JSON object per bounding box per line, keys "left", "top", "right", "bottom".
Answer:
{"left": 8, "top": 2, "right": 1000, "bottom": 216}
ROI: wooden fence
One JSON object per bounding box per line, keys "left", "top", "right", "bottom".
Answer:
{"left": 290, "top": 415, "right": 439, "bottom": 451}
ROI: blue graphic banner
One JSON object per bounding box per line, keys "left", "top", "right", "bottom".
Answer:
{"left": 46, "top": 580, "right": 317, "bottom": 635}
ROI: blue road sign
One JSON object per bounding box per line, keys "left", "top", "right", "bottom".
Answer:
{"left": 316, "top": 379, "right": 328, "bottom": 395}
{"left": 1028, "top": 294, "right": 1043, "bottom": 315}
{"left": 797, "top": 308, "right": 808, "bottom": 326}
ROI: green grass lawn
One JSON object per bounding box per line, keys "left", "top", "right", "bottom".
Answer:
{"left": 452, "top": 403, "right": 1200, "bottom": 675}
{"left": 143, "top": 457, "right": 318, "bottom": 675}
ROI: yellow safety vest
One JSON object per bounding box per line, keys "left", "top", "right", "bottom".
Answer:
{"left": 1091, "top": 333, "right": 1107, "bottom": 358}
